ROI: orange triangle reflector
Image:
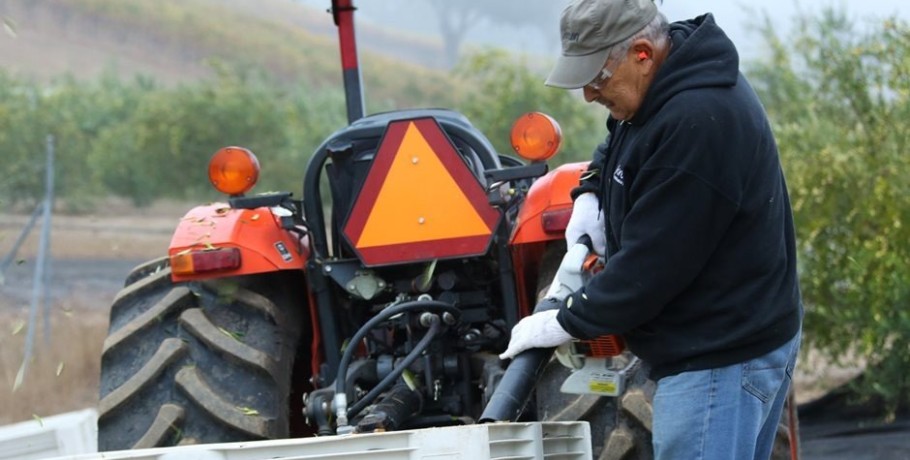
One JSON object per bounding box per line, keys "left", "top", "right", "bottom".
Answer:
{"left": 344, "top": 118, "right": 500, "bottom": 266}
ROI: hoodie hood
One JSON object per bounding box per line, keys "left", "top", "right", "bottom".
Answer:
{"left": 630, "top": 13, "right": 740, "bottom": 124}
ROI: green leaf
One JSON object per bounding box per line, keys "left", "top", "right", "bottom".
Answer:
{"left": 218, "top": 327, "right": 244, "bottom": 342}
{"left": 237, "top": 406, "right": 259, "bottom": 416}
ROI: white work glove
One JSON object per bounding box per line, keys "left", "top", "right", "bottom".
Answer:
{"left": 565, "top": 192, "right": 606, "bottom": 256}
{"left": 499, "top": 309, "right": 573, "bottom": 360}
{"left": 544, "top": 242, "right": 589, "bottom": 301}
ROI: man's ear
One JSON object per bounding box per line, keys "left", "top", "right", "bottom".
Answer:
{"left": 630, "top": 39, "right": 654, "bottom": 62}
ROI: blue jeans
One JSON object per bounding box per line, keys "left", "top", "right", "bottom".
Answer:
{"left": 652, "top": 331, "right": 800, "bottom": 460}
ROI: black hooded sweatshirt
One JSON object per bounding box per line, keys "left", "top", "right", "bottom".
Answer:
{"left": 555, "top": 14, "right": 802, "bottom": 380}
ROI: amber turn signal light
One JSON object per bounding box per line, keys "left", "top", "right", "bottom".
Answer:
{"left": 208, "top": 146, "right": 260, "bottom": 196}
{"left": 510, "top": 112, "right": 562, "bottom": 162}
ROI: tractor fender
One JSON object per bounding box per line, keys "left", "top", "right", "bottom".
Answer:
{"left": 510, "top": 162, "right": 589, "bottom": 245}
{"left": 168, "top": 203, "right": 308, "bottom": 282}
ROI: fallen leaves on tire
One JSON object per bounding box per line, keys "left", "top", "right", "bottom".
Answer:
{"left": 218, "top": 327, "right": 245, "bottom": 342}
{"left": 237, "top": 406, "right": 259, "bottom": 416}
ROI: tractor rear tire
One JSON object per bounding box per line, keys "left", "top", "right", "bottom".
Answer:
{"left": 98, "top": 263, "right": 305, "bottom": 451}
{"left": 533, "top": 242, "right": 798, "bottom": 460}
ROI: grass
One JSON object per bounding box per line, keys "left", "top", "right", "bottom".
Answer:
{"left": 0, "top": 303, "right": 107, "bottom": 425}
{"left": 0, "top": 197, "right": 176, "bottom": 425}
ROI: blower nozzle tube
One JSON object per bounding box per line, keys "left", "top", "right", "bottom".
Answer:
{"left": 479, "top": 297, "right": 562, "bottom": 423}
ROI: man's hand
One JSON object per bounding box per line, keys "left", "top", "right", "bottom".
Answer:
{"left": 565, "top": 192, "right": 606, "bottom": 256}
{"left": 499, "top": 309, "right": 573, "bottom": 360}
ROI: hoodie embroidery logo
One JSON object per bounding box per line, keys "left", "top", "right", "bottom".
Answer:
{"left": 612, "top": 166, "right": 625, "bottom": 186}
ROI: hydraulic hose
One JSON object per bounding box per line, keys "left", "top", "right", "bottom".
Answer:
{"left": 355, "top": 381, "right": 423, "bottom": 433}
{"left": 348, "top": 316, "right": 441, "bottom": 419}
{"left": 334, "top": 300, "right": 458, "bottom": 430}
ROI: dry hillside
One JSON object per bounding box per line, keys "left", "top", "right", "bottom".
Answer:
{"left": 0, "top": 0, "right": 445, "bottom": 85}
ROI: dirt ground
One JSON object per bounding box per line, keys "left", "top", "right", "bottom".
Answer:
{"left": 0, "top": 199, "right": 906, "bottom": 458}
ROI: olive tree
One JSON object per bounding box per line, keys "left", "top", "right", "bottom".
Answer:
{"left": 748, "top": 9, "right": 910, "bottom": 412}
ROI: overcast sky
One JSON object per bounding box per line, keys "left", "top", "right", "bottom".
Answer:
{"left": 348, "top": 0, "right": 910, "bottom": 59}
{"left": 341, "top": 0, "right": 908, "bottom": 64}
{"left": 659, "top": 0, "right": 907, "bottom": 60}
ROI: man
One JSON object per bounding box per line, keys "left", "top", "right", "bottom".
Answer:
{"left": 499, "top": 0, "right": 803, "bottom": 458}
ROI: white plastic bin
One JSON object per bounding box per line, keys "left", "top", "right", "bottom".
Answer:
{"left": 0, "top": 409, "right": 97, "bottom": 460}
{"left": 51, "top": 421, "right": 591, "bottom": 460}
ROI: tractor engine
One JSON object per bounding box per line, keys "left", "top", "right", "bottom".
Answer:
{"left": 303, "top": 258, "right": 509, "bottom": 434}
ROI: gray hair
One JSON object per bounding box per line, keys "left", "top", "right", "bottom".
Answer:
{"left": 606, "top": 12, "right": 670, "bottom": 62}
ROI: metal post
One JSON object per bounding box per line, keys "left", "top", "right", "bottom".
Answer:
{"left": 332, "top": 0, "right": 365, "bottom": 124}
{"left": 14, "top": 134, "right": 55, "bottom": 389}
{"left": 15, "top": 214, "right": 45, "bottom": 389}
{"left": 40, "top": 135, "right": 55, "bottom": 344}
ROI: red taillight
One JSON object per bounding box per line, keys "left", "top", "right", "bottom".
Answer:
{"left": 170, "top": 247, "right": 242, "bottom": 276}
{"left": 541, "top": 207, "right": 573, "bottom": 234}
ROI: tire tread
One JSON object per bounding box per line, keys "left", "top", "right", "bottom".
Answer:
{"left": 103, "top": 286, "right": 193, "bottom": 353}
{"left": 99, "top": 265, "right": 303, "bottom": 451}
{"left": 178, "top": 308, "right": 277, "bottom": 377}
{"left": 175, "top": 366, "right": 272, "bottom": 438}
{"left": 99, "top": 338, "right": 188, "bottom": 418}
{"left": 133, "top": 404, "right": 185, "bottom": 449}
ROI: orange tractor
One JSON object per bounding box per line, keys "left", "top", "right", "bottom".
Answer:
{"left": 96, "top": 2, "right": 797, "bottom": 459}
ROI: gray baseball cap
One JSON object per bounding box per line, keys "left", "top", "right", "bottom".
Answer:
{"left": 546, "top": 0, "right": 658, "bottom": 89}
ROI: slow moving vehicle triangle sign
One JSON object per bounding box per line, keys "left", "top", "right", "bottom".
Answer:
{"left": 344, "top": 118, "right": 500, "bottom": 266}
{"left": 357, "top": 124, "right": 490, "bottom": 246}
